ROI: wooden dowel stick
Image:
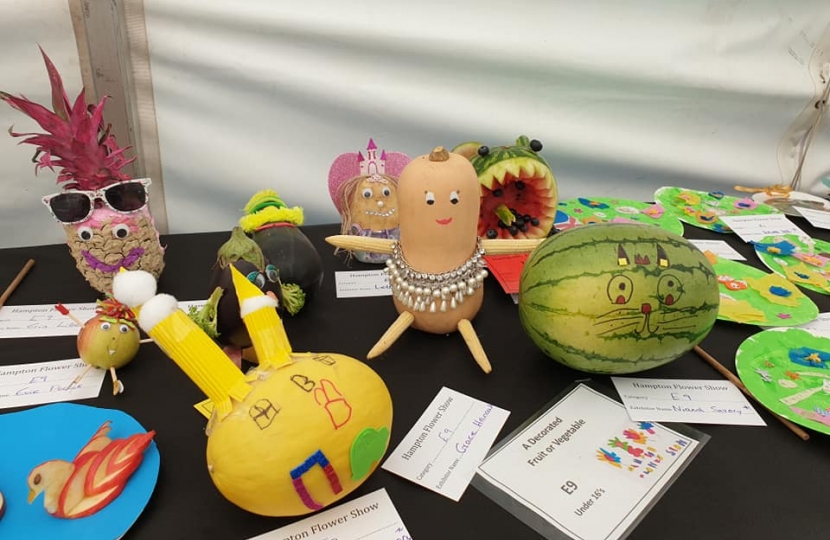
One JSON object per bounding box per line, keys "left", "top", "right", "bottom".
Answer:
{"left": 693, "top": 345, "right": 810, "bottom": 441}
{"left": 0, "top": 259, "right": 35, "bottom": 309}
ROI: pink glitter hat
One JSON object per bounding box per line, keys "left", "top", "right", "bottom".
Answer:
{"left": 327, "top": 138, "right": 411, "bottom": 213}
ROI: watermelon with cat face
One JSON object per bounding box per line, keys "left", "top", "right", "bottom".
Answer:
{"left": 518, "top": 223, "right": 720, "bottom": 374}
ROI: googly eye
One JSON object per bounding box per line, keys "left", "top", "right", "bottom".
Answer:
{"left": 425, "top": 191, "right": 435, "bottom": 205}
{"left": 77, "top": 226, "right": 94, "bottom": 241}
{"left": 381, "top": 187, "right": 391, "bottom": 197}
{"left": 100, "top": 322, "right": 112, "bottom": 331}
{"left": 119, "top": 324, "right": 130, "bottom": 333}
{"left": 254, "top": 273, "right": 266, "bottom": 288}
{"left": 362, "top": 188, "right": 373, "bottom": 199}
{"left": 265, "top": 264, "right": 279, "bottom": 283}
{"left": 450, "top": 190, "right": 460, "bottom": 205}
{"left": 112, "top": 224, "right": 130, "bottom": 239}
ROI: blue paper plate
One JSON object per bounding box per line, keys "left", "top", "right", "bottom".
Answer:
{"left": 0, "top": 403, "right": 159, "bottom": 539}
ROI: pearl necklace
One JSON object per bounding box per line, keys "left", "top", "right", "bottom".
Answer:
{"left": 384, "top": 239, "right": 488, "bottom": 313}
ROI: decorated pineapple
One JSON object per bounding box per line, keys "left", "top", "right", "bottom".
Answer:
{"left": 1, "top": 48, "right": 164, "bottom": 294}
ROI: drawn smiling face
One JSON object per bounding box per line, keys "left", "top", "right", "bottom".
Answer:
{"left": 397, "top": 149, "right": 480, "bottom": 252}
{"left": 594, "top": 243, "right": 697, "bottom": 338}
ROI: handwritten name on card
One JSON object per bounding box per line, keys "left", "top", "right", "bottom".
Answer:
{"left": 0, "top": 300, "right": 206, "bottom": 339}
{"left": 335, "top": 270, "right": 392, "bottom": 298}
{"left": 719, "top": 214, "right": 808, "bottom": 244}
{"left": 795, "top": 206, "right": 830, "bottom": 230}
{"left": 611, "top": 378, "right": 765, "bottom": 426}
{"left": 0, "top": 358, "right": 105, "bottom": 410}
{"left": 382, "top": 387, "right": 510, "bottom": 501}
{"left": 688, "top": 240, "right": 746, "bottom": 261}
{"left": 247, "top": 488, "right": 411, "bottom": 540}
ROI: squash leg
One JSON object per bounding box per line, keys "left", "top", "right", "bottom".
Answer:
{"left": 368, "top": 311, "right": 415, "bottom": 359}
{"left": 457, "top": 319, "right": 492, "bottom": 374}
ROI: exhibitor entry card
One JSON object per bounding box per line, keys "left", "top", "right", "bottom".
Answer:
{"left": 473, "top": 384, "right": 707, "bottom": 540}
{"left": 382, "top": 387, "right": 510, "bottom": 501}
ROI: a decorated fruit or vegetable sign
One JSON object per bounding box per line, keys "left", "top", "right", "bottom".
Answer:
{"left": 453, "top": 136, "right": 557, "bottom": 240}
{"left": 705, "top": 252, "right": 819, "bottom": 326}
{"left": 113, "top": 268, "right": 393, "bottom": 517}
{"left": 240, "top": 190, "right": 324, "bottom": 303}
{"left": 736, "top": 328, "right": 830, "bottom": 435}
{"left": 654, "top": 186, "right": 779, "bottom": 233}
{"left": 753, "top": 234, "right": 830, "bottom": 295}
{"left": 518, "top": 223, "right": 720, "bottom": 374}
{"left": 327, "top": 139, "right": 411, "bottom": 263}
{"left": 1, "top": 48, "right": 164, "bottom": 294}
{"left": 557, "top": 197, "right": 684, "bottom": 235}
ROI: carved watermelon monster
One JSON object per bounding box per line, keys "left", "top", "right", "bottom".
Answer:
{"left": 453, "top": 135, "right": 557, "bottom": 240}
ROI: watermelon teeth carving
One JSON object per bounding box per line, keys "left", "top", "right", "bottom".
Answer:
{"left": 453, "top": 135, "right": 557, "bottom": 240}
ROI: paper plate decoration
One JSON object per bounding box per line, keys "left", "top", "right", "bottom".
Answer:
{"left": 654, "top": 186, "right": 779, "bottom": 233}
{"left": 326, "top": 146, "right": 544, "bottom": 373}
{"left": 452, "top": 136, "right": 558, "bottom": 240}
{"left": 753, "top": 234, "right": 830, "bottom": 295}
{"left": 706, "top": 252, "right": 819, "bottom": 326}
{"left": 327, "top": 139, "right": 411, "bottom": 263}
{"left": 750, "top": 190, "right": 830, "bottom": 216}
{"left": 556, "top": 197, "right": 684, "bottom": 236}
{"left": 735, "top": 328, "right": 830, "bottom": 435}
{"left": 112, "top": 268, "right": 393, "bottom": 517}
{"left": 239, "top": 190, "right": 324, "bottom": 303}
{"left": 0, "top": 403, "right": 159, "bottom": 539}
{"left": 1, "top": 48, "right": 165, "bottom": 294}
{"left": 518, "top": 223, "right": 720, "bottom": 374}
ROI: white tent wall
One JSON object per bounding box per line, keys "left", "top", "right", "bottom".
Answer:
{"left": 0, "top": 0, "right": 83, "bottom": 249}
{"left": 1, "top": 0, "right": 828, "bottom": 249}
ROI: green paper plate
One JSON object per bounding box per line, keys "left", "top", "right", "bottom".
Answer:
{"left": 735, "top": 328, "right": 830, "bottom": 436}
{"left": 557, "top": 197, "right": 685, "bottom": 236}
{"left": 710, "top": 255, "right": 819, "bottom": 326}
{"left": 654, "top": 186, "right": 780, "bottom": 233}
{"left": 753, "top": 234, "right": 830, "bottom": 295}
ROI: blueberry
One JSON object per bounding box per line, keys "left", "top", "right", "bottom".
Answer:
{"left": 493, "top": 188, "right": 503, "bottom": 197}
{"left": 486, "top": 229, "right": 498, "bottom": 239}
{"left": 514, "top": 217, "right": 525, "bottom": 226}
{"left": 529, "top": 139, "right": 543, "bottom": 152}
{"left": 523, "top": 214, "right": 531, "bottom": 221}
{"left": 530, "top": 217, "right": 540, "bottom": 226}
{"left": 515, "top": 181, "right": 526, "bottom": 190}
{"left": 508, "top": 225, "right": 519, "bottom": 236}
{"left": 520, "top": 223, "right": 529, "bottom": 232}
{"left": 478, "top": 145, "right": 490, "bottom": 156}
{"left": 497, "top": 221, "right": 507, "bottom": 229}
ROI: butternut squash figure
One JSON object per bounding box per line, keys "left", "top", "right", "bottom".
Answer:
{"left": 111, "top": 268, "right": 392, "bottom": 516}
{"left": 326, "top": 146, "right": 542, "bottom": 373}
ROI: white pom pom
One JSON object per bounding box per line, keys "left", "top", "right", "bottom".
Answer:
{"left": 138, "top": 294, "right": 179, "bottom": 333}
{"left": 240, "top": 295, "right": 279, "bottom": 318}
{"left": 112, "top": 270, "right": 157, "bottom": 308}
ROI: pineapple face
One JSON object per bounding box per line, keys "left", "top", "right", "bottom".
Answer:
{"left": 64, "top": 207, "right": 165, "bottom": 294}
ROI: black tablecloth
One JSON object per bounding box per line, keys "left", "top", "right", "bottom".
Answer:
{"left": 1, "top": 221, "right": 828, "bottom": 540}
